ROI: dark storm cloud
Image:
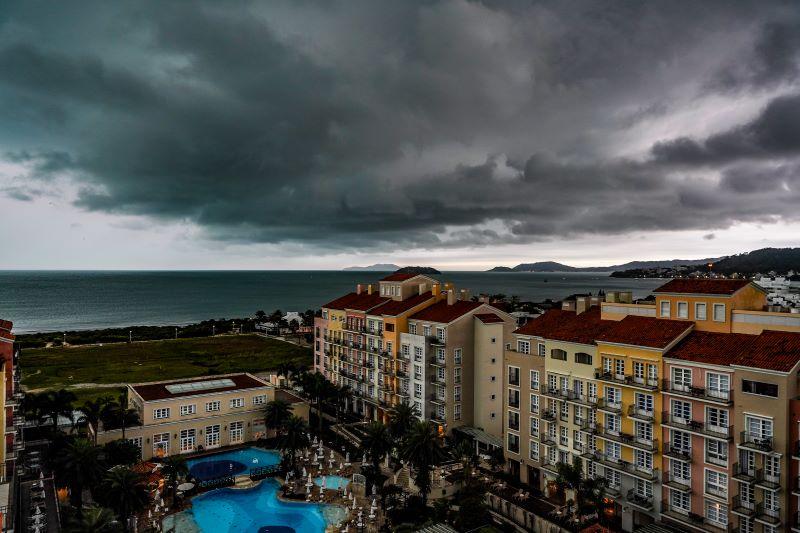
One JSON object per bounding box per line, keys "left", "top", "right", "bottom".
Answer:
{"left": 1, "top": 0, "right": 799, "bottom": 251}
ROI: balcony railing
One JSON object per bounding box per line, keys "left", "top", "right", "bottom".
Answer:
{"left": 541, "top": 408, "right": 556, "bottom": 421}
{"left": 663, "top": 444, "right": 692, "bottom": 462}
{"left": 627, "top": 404, "right": 655, "bottom": 421}
{"left": 662, "top": 471, "right": 692, "bottom": 491}
{"left": 597, "top": 425, "right": 659, "bottom": 452}
{"left": 585, "top": 451, "right": 659, "bottom": 481}
{"left": 740, "top": 431, "right": 774, "bottom": 452}
{"left": 596, "top": 398, "right": 623, "bottom": 413}
{"left": 564, "top": 390, "right": 598, "bottom": 407}
{"left": 732, "top": 496, "right": 755, "bottom": 517}
{"left": 426, "top": 335, "right": 446, "bottom": 345}
{"left": 704, "top": 484, "right": 727, "bottom": 500}
{"left": 626, "top": 489, "right": 654, "bottom": 511}
{"left": 756, "top": 503, "right": 781, "bottom": 524}
{"left": 661, "top": 411, "right": 732, "bottom": 439}
{"left": 662, "top": 380, "right": 733, "bottom": 404}
{"left": 594, "top": 371, "right": 658, "bottom": 390}
{"left": 732, "top": 462, "right": 759, "bottom": 483}
{"left": 428, "top": 357, "right": 446, "bottom": 367}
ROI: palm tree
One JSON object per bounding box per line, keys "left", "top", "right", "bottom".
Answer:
{"left": 278, "top": 415, "right": 310, "bottom": 473}
{"left": 555, "top": 457, "right": 587, "bottom": 515}
{"left": 21, "top": 392, "right": 48, "bottom": 425}
{"left": 55, "top": 438, "right": 106, "bottom": 518}
{"left": 581, "top": 476, "right": 609, "bottom": 523}
{"left": 399, "top": 421, "right": 445, "bottom": 506}
{"left": 331, "top": 384, "right": 352, "bottom": 423}
{"left": 388, "top": 403, "right": 416, "bottom": 442}
{"left": 103, "top": 467, "right": 148, "bottom": 532}
{"left": 100, "top": 392, "right": 140, "bottom": 438}
{"left": 264, "top": 399, "right": 292, "bottom": 438}
{"left": 300, "top": 372, "right": 334, "bottom": 432}
{"left": 452, "top": 439, "right": 477, "bottom": 489}
{"left": 276, "top": 362, "right": 297, "bottom": 385}
{"left": 45, "top": 389, "right": 77, "bottom": 433}
{"left": 161, "top": 455, "right": 189, "bottom": 503}
{"left": 67, "top": 505, "right": 121, "bottom": 533}
{"left": 77, "top": 398, "right": 108, "bottom": 445}
{"left": 362, "top": 421, "right": 392, "bottom": 471}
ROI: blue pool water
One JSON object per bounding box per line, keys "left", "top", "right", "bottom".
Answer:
{"left": 187, "top": 448, "right": 281, "bottom": 481}
{"left": 313, "top": 475, "right": 349, "bottom": 490}
{"left": 173, "top": 478, "right": 346, "bottom": 533}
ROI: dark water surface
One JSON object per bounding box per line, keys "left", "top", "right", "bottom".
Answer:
{"left": 0, "top": 270, "right": 665, "bottom": 333}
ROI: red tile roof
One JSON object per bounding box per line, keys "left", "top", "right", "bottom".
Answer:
{"left": 409, "top": 300, "right": 482, "bottom": 324}
{"left": 743, "top": 330, "right": 800, "bottom": 372}
{"left": 0, "top": 319, "right": 12, "bottom": 331}
{"left": 514, "top": 308, "right": 615, "bottom": 346}
{"left": 667, "top": 331, "right": 756, "bottom": 366}
{"left": 475, "top": 313, "right": 504, "bottom": 324}
{"left": 0, "top": 330, "right": 13, "bottom": 341}
{"left": 667, "top": 329, "right": 800, "bottom": 373}
{"left": 374, "top": 292, "right": 434, "bottom": 316}
{"left": 322, "top": 292, "right": 388, "bottom": 312}
{"left": 597, "top": 315, "right": 692, "bottom": 349}
{"left": 380, "top": 272, "right": 419, "bottom": 282}
{"left": 132, "top": 373, "right": 269, "bottom": 401}
{"left": 653, "top": 279, "right": 752, "bottom": 295}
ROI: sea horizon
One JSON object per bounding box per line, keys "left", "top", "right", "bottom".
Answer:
{"left": 0, "top": 270, "right": 665, "bottom": 334}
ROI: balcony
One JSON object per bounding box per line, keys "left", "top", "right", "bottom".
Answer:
{"left": 564, "top": 390, "right": 598, "bottom": 407}
{"left": 662, "top": 380, "right": 733, "bottom": 405}
{"left": 426, "top": 335, "right": 446, "bottom": 346}
{"left": 754, "top": 470, "right": 781, "bottom": 490}
{"left": 732, "top": 462, "right": 759, "bottom": 484}
{"left": 541, "top": 408, "right": 556, "bottom": 421}
{"left": 793, "top": 512, "right": 800, "bottom": 533}
{"left": 559, "top": 411, "right": 569, "bottom": 423}
{"left": 430, "top": 413, "right": 446, "bottom": 425}
{"left": 596, "top": 425, "right": 659, "bottom": 452}
{"left": 585, "top": 451, "right": 659, "bottom": 481}
{"left": 663, "top": 444, "right": 692, "bottom": 462}
{"left": 704, "top": 483, "right": 727, "bottom": 501}
{"left": 627, "top": 404, "right": 655, "bottom": 422}
{"left": 428, "top": 357, "right": 447, "bottom": 367}
{"left": 578, "top": 420, "right": 599, "bottom": 435}
{"left": 740, "top": 431, "right": 775, "bottom": 453}
{"left": 596, "top": 398, "right": 623, "bottom": 414}
{"left": 430, "top": 374, "right": 446, "bottom": 385}
{"left": 344, "top": 323, "right": 367, "bottom": 333}
{"left": 661, "top": 411, "right": 732, "bottom": 440}
{"left": 661, "top": 502, "right": 709, "bottom": 531}
{"left": 731, "top": 496, "right": 755, "bottom": 517}
{"left": 594, "top": 371, "right": 658, "bottom": 390}
{"left": 662, "top": 471, "right": 692, "bottom": 492}
{"left": 540, "top": 433, "right": 557, "bottom": 447}
{"left": 543, "top": 386, "right": 566, "bottom": 399}
{"left": 541, "top": 456, "right": 560, "bottom": 473}
{"left": 755, "top": 503, "right": 781, "bottom": 525}
{"left": 625, "top": 489, "right": 654, "bottom": 512}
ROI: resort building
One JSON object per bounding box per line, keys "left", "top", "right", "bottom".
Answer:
{"left": 315, "top": 274, "right": 515, "bottom": 442}
{"left": 94, "top": 373, "right": 308, "bottom": 460}
{"left": 502, "top": 279, "right": 800, "bottom": 532}
{"left": 0, "top": 319, "right": 16, "bottom": 480}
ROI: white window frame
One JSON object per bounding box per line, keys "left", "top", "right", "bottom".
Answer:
{"left": 153, "top": 408, "right": 170, "bottom": 420}
{"left": 205, "top": 400, "right": 220, "bottom": 412}
{"left": 179, "top": 404, "right": 196, "bottom": 416}
{"left": 713, "top": 303, "right": 726, "bottom": 322}
{"left": 660, "top": 300, "right": 670, "bottom": 318}
{"left": 230, "top": 397, "right": 245, "bottom": 408}
{"left": 695, "top": 302, "right": 707, "bottom": 320}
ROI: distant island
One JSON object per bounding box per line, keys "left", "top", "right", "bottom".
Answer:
{"left": 343, "top": 263, "right": 400, "bottom": 271}
{"left": 611, "top": 247, "right": 800, "bottom": 278}
{"left": 488, "top": 257, "right": 719, "bottom": 273}
{"left": 394, "top": 266, "right": 441, "bottom": 275}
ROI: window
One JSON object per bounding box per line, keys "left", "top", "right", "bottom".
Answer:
{"left": 705, "top": 500, "right": 728, "bottom": 527}
{"left": 153, "top": 408, "right": 170, "bottom": 420}
{"left": 230, "top": 420, "right": 244, "bottom": 444}
{"left": 454, "top": 404, "right": 461, "bottom": 420}
{"left": 454, "top": 386, "right": 461, "bottom": 402}
{"left": 517, "top": 340, "right": 531, "bottom": 354}
{"left": 671, "top": 457, "right": 691, "bottom": 483}
{"left": 695, "top": 302, "right": 707, "bottom": 320}
{"left": 179, "top": 404, "right": 196, "bottom": 416}
{"left": 745, "top": 415, "right": 773, "bottom": 439}
{"left": 634, "top": 479, "right": 652, "bottom": 499}
{"left": 672, "top": 367, "right": 692, "bottom": 391}
{"left": 416, "top": 347, "right": 425, "bottom": 361}
{"left": 414, "top": 364, "right": 423, "bottom": 380}
{"left": 635, "top": 392, "right": 654, "bottom": 413}
{"left": 423, "top": 325, "right": 431, "bottom": 337}
{"left": 508, "top": 389, "right": 520, "bottom": 408}
{"left": 453, "top": 367, "right": 461, "bottom": 384}
{"left": 602, "top": 357, "right": 612, "bottom": 374}
{"left": 550, "top": 349, "right": 567, "bottom": 361}
{"left": 508, "top": 366, "right": 520, "bottom": 386}
{"left": 179, "top": 429, "right": 196, "bottom": 453}
{"left": 414, "top": 383, "right": 422, "bottom": 398}
{"left": 706, "top": 407, "right": 729, "bottom": 433}
{"left": 153, "top": 432, "right": 170, "bottom": 457}
{"left": 530, "top": 370, "right": 540, "bottom": 390}
{"left": 660, "top": 300, "right": 670, "bottom": 318}
{"left": 205, "top": 424, "right": 221, "bottom": 448}
{"left": 706, "top": 373, "right": 730, "bottom": 400}
{"left": 671, "top": 399, "right": 691, "bottom": 422}
{"left": 634, "top": 449, "right": 652, "bottom": 472}
{"left": 705, "top": 469, "right": 727, "bottom": 498}
{"left": 385, "top": 323, "right": 394, "bottom": 333}
{"left": 560, "top": 426, "right": 568, "bottom": 446}
{"left": 507, "top": 433, "right": 520, "bottom": 454}
{"left": 402, "top": 344, "right": 410, "bottom": 358}
{"left": 252, "top": 395, "right": 267, "bottom": 405}
{"left": 713, "top": 303, "right": 726, "bottom": 322}
{"left": 230, "top": 398, "right": 244, "bottom": 408}
{"left": 677, "top": 301, "right": 688, "bottom": 319}
{"left": 742, "top": 379, "right": 778, "bottom": 397}
{"left": 436, "top": 327, "right": 446, "bottom": 342}
{"left": 206, "top": 401, "right": 220, "bottom": 412}
{"left": 614, "top": 359, "right": 625, "bottom": 378}
{"left": 508, "top": 411, "right": 520, "bottom": 430}
{"left": 670, "top": 489, "right": 690, "bottom": 512}
{"left": 575, "top": 352, "right": 592, "bottom": 365}
{"left": 530, "top": 417, "right": 539, "bottom": 436}
{"left": 529, "top": 441, "right": 539, "bottom": 461}
{"left": 454, "top": 348, "right": 462, "bottom": 364}
{"left": 537, "top": 343, "right": 546, "bottom": 356}
{"left": 530, "top": 394, "right": 539, "bottom": 414}
{"left": 706, "top": 439, "right": 727, "bottom": 466}
{"left": 606, "top": 413, "right": 620, "bottom": 434}
{"left": 409, "top": 324, "right": 417, "bottom": 335}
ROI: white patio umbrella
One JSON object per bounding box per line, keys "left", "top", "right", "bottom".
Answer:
{"left": 321, "top": 476, "right": 327, "bottom": 490}
{"left": 352, "top": 498, "right": 357, "bottom": 510}
{"left": 345, "top": 452, "right": 350, "bottom": 465}
{"left": 329, "top": 449, "right": 335, "bottom": 459}
{"left": 39, "top": 471, "right": 44, "bottom": 479}
{"left": 362, "top": 453, "right": 366, "bottom": 464}
{"left": 33, "top": 506, "right": 42, "bottom": 517}
{"left": 302, "top": 466, "right": 307, "bottom": 477}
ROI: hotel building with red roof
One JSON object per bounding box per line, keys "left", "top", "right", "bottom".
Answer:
{"left": 314, "top": 273, "right": 516, "bottom": 443}
{"left": 501, "top": 279, "right": 800, "bottom": 533}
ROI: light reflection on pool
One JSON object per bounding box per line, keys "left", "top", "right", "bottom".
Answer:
{"left": 313, "top": 475, "right": 350, "bottom": 490}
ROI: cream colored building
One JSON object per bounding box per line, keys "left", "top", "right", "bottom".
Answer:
{"left": 95, "top": 373, "right": 308, "bottom": 460}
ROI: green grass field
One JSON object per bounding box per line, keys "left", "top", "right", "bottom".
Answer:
{"left": 21, "top": 334, "right": 312, "bottom": 392}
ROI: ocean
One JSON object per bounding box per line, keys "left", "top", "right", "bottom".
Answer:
{"left": 0, "top": 270, "right": 666, "bottom": 334}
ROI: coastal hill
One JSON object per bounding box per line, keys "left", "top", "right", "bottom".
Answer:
{"left": 343, "top": 263, "right": 400, "bottom": 271}
{"left": 489, "top": 257, "right": 719, "bottom": 272}
{"left": 394, "top": 266, "right": 441, "bottom": 275}
{"left": 610, "top": 247, "right": 800, "bottom": 277}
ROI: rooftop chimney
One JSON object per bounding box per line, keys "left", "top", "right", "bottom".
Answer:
{"left": 367, "top": 284, "right": 374, "bottom": 295}
{"left": 447, "top": 290, "right": 456, "bottom": 306}
{"left": 432, "top": 283, "right": 441, "bottom": 297}
{"left": 356, "top": 284, "right": 363, "bottom": 295}
{"left": 419, "top": 283, "right": 426, "bottom": 295}
{"left": 575, "top": 296, "right": 591, "bottom": 315}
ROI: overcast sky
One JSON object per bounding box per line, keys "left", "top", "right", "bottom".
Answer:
{"left": 1, "top": 0, "right": 799, "bottom": 270}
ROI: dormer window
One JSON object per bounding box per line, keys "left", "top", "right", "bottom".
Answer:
{"left": 660, "top": 300, "right": 670, "bottom": 318}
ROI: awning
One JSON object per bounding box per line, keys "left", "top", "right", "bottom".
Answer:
{"left": 454, "top": 426, "right": 502, "bottom": 448}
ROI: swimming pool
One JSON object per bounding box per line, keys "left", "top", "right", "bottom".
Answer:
{"left": 166, "top": 478, "right": 347, "bottom": 533}
{"left": 313, "top": 475, "right": 350, "bottom": 490}
{"left": 187, "top": 447, "right": 281, "bottom": 481}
